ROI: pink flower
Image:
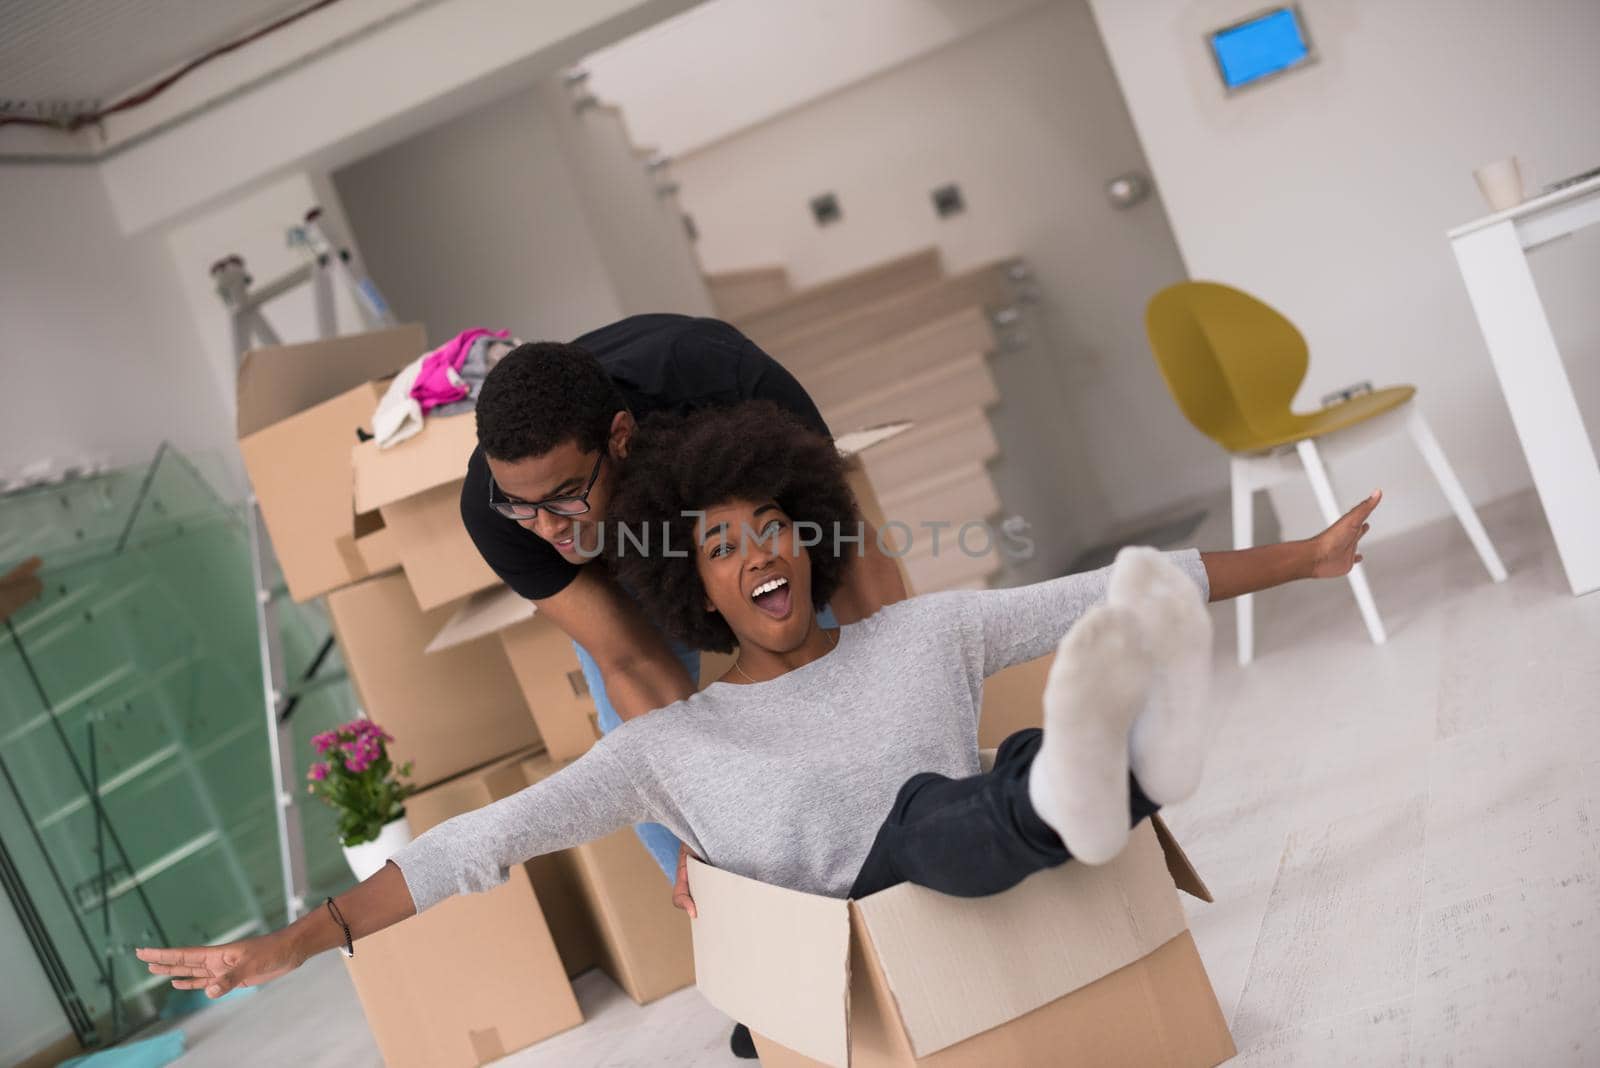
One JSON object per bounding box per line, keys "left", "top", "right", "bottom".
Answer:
{"left": 307, "top": 763, "right": 328, "bottom": 781}
{"left": 354, "top": 720, "right": 392, "bottom": 743}
{"left": 311, "top": 732, "right": 336, "bottom": 754}
{"left": 346, "top": 755, "right": 371, "bottom": 774}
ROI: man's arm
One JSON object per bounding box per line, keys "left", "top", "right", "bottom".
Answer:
{"left": 830, "top": 519, "right": 909, "bottom": 624}
{"left": 1200, "top": 491, "right": 1379, "bottom": 601}
{"left": 534, "top": 566, "right": 696, "bottom": 720}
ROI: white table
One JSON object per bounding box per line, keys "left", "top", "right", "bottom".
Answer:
{"left": 1449, "top": 172, "right": 1600, "bottom": 596}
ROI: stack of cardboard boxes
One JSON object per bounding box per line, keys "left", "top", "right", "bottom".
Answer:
{"left": 236, "top": 326, "right": 695, "bottom": 1066}
{"left": 238, "top": 326, "right": 1233, "bottom": 1066}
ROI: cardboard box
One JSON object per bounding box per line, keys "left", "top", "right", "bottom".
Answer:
{"left": 351, "top": 509, "right": 402, "bottom": 576}
{"left": 326, "top": 572, "right": 540, "bottom": 789}
{"left": 510, "top": 752, "right": 696, "bottom": 1004}
{"left": 236, "top": 325, "right": 426, "bottom": 602}
{"left": 343, "top": 752, "right": 582, "bottom": 1067}
{"left": 691, "top": 817, "right": 1232, "bottom": 1068}
{"left": 352, "top": 412, "right": 500, "bottom": 611}
{"left": 977, "top": 653, "right": 1052, "bottom": 749}
{"left": 430, "top": 586, "right": 600, "bottom": 761}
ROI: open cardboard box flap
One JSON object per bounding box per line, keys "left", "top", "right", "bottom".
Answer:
{"left": 352, "top": 411, "right": 479, "bottom": 515}
{"left": 427, "top": 584, "right": 534, "bottom": 653}
{"left": 690, "top": 818, "right": 1207, "bottom": 1067}
{"left": 834, "top": 422, "right": 913, "bottom": 460}
{"left": 236, "top": 324, "right": 425, "bottom": 438}
{"left": 688, "top": 859, "right": 853, "bottom": 1067}
{"left": 236, "top": 325, "right": 426, "bottom": 602}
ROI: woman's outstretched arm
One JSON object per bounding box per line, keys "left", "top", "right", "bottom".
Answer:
{"left": 136, "top": 861, "right": 415, "bottom": 998}
{"left": 138, "top": 739, "right": 650, "bottom": 997}
{"left": 1199, "top": 490, "right": 1380, "bottom": 601}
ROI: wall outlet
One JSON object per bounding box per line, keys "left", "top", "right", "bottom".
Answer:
{"left": 809, "top": 192, "right": 842, "bottom": 226}
{"left": 932, "top": 183, "right": 966, "bottom": 217}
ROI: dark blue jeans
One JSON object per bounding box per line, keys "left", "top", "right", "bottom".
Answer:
{"left": 848, "top": 728, "right": 1161, "bottom": 899}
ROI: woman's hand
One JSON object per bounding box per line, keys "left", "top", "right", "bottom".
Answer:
{"left": 1307, "top": 490, "right": 1382, "bottom": 579}
{"left": 672, "top": 842, "right": 698, "bottom": 919}
{"left": 136, "top": 929, "right": 307, "bottom": 998}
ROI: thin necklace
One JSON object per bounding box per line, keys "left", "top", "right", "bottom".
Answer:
{"left": 732, "top": 626, "right": 838, "bottom": 684}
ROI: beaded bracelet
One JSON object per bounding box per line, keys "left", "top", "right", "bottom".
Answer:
{"left": 325, "top": 897, "right": 354, "bottom": 958}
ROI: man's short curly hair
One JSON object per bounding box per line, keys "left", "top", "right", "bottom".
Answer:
{"left": 476, "top": 342, "right": 626, "bottom": 460}
{"left": 606, "top": 402, "right": 858, "bottom": 653}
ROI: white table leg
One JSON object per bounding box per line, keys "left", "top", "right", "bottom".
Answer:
{"left": 1230, "top": 459, "right": 1254, "bottom": 666}
{"left": 1405, "top": 406, "right": 1507, "bottom": 583}
{"left": 1451, "top": 220, "right": 1600, "bottom": 596}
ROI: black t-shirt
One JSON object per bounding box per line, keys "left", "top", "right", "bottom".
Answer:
{"left": 460, "top": 314, "right": 831, "bottom": 601}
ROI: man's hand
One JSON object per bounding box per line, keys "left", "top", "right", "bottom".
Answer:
{"left": 1307, "top": 490, "right": 1382, "bottom": 579}
{"left": 672, "top": 842, "right": 697, "bottom": 919}
{"left": 136, "top": 930, "right": 306, "bottom": 998}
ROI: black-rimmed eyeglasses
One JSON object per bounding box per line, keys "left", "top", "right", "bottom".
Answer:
{"left": 489, "top": 452, "right": 605, "bottom": 520}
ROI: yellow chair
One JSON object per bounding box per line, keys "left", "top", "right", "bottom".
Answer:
{"left": 1145, "top": 281, "right": 1506, "bottom": 664}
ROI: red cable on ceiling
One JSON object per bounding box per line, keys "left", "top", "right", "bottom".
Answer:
{"left": 0, "top": 0, "right": 347, "bottom": 132}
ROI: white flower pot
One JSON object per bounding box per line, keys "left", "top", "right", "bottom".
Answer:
{"left": 342, "top": 816, "right": 412, "bottom": 881}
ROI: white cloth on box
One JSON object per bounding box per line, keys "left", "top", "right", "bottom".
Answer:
{"left": 372, "top": 356, "right": 426, "bottom": 449}
{"left": 389, "top": 551, "right": 1209, "bottom": 908}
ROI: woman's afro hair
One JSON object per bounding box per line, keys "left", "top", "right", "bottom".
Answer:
{"left": 605, "top": 402, "right": 858, "bottom": 653}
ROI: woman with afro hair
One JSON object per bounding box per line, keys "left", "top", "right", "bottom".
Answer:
{"left": 140, "top": 404, "right": 1382, "bottom": 1000}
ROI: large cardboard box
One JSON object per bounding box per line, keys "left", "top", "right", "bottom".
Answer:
{"left": 429, "top": 586, "right": 600, "bottom": 762}
{"left": 977, "top": 653, "right": 1052, "bottom": 748}
{"left": 326, "top": 572, "right": 540, "bottom": 789}
{"left": 236, "top": 325, "right": 426, "bottom": 602}
{"left": 352, "top": 412, "right": 500, "bottom": 611}
{"left": 503, "top": 752, "right": 696, "bottom": 1004}
{"left": 343, "top": 753, "right": 582, "bottom": 1067}
{"left": 691, "top": 816, "right": 1232, "bottom": 1068}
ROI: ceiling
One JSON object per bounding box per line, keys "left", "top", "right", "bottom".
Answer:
{"left": 0, "top": 0, "right": 311, "bottom": 110}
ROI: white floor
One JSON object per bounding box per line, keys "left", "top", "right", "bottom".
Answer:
{"left": 158, "top": 489, "right": 1599, "bottom": 1067}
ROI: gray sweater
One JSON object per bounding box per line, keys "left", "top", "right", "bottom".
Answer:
{"left": 392, "top": 550, "right": 1207, "bottom": 906}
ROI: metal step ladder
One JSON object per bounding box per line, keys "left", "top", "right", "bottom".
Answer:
{"left": 213, "top": 208, "right": 394, "bottom": 922}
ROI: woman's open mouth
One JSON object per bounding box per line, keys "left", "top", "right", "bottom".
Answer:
{"left": 750, "top": 575, "right": 793, "bottom": 619}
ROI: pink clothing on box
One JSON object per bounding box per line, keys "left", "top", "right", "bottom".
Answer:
{"left": 410, "top": 328, "right": 510, "bottom": 412}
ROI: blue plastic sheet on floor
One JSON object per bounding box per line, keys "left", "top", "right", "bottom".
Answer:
{"left": 59, "top": 1030, "right": 185, "bottom": 1068}
{"left": 159, "top": 984, "right": 256, "bottom": 1020}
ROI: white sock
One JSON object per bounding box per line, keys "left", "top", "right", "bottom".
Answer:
{"left": 1029, "top": 604, "right": 1154, "bottom": 865}
{"left": 1107, "top": 546, "right": 1215, "bottom": 805}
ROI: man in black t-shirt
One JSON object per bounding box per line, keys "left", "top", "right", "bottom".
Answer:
{"left": 461, "top": 315, "right": 907, "bottom": 879}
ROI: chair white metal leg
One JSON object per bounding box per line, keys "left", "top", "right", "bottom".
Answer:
{"left": 1405, "top": 406, "right": 1508, "bottom": 583}
{"left": 1296, "top": 438, "right": 1388, "bottom": 645}
{"left": 1230, "top": 458, "right": 1255, "bottom": 666}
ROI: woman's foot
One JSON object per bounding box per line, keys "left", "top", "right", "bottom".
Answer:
{"left": 1029, "top": 604, "right": 1154, "bottom": 864}
{"left": 1107, "top": 547, "right": 1215, "bottom": 805}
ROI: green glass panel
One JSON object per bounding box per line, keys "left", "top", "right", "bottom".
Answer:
{"left": 0, "top": 445, "right": 359, "bottom": 1047}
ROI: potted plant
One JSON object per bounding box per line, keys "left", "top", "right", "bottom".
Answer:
{"left": 307, "top": 719, "right": 417, "bottom": 880}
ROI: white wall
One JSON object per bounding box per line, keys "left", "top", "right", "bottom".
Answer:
{"left": 667, "top": 0, "right": 1210, "bottom": 530}
{"left": 582, "top": 0, "right": 1047, "bottom": 157}
{"left": 1088, "top": 0, "right": 1600, "bottom": 544}
{"left": 0, "top": 165, "right": 238, "bottom": 491}
{"left": 96, "top": 0, "right": 702, "bottom": 235}
{"left": 331, "top": 86, "right": 627, "bottom": 345}
{"left": 165, "top": 171, "right": 374, "bottom": 451}
{"left": 532, "top": 83, "right": 714, "bottom": 319}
